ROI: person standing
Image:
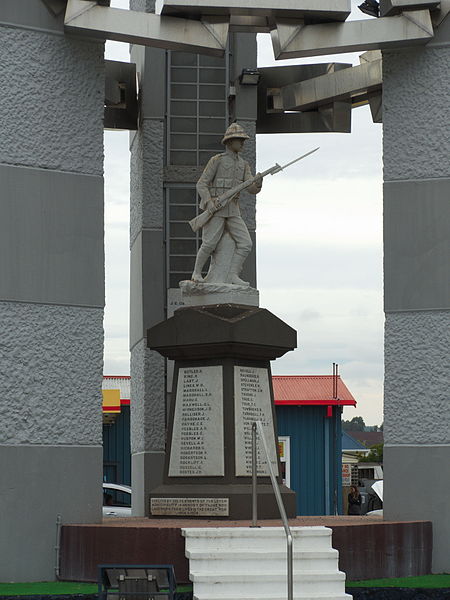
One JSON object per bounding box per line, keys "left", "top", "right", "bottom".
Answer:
{"left": 348, "top": 485, "right": 362, "bottom": 515}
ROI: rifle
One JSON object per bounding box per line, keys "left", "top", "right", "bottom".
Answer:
{"left": 189, "top": 147, "right": 319, "bottom": 233}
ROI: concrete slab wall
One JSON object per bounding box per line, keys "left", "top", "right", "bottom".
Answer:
{"left": 0, "top": 0, "right": 105, "bottom": 581}
{"left": 382, "top": 36, "right": 450, "bottom": 572}
{"left": 59, "top": 518, "right": 432, "bottom": 582}
{"left": 129, "top": 14, "right": 168, "bottom": 512}
{"left": 129, "top": 3, "right": 258, "bottom": 515}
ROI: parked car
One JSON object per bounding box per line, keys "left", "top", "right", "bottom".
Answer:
{"left": 103, "top": 483, "right": 132, "bottom": 517}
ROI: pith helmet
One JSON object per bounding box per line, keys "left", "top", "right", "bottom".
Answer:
{"left": 221, "top": 123, "right": 250, "bottom": 144}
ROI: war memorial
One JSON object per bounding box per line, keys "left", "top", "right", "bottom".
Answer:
{"left": 0, "top": 0, "right": 449, "bottom": 596}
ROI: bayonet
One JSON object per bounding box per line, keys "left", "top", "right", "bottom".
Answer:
{"left": 189, "top": 147, "right": 320, "bottom": 232}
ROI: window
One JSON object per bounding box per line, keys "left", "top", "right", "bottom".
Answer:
{"left": 166, "top": 186, "right": 202, "bottom": 289}
{"left": 167, "top": 51, "right": 228, "bottom": 167}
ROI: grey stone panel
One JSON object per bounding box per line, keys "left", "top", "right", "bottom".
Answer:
{"left": 130, "top": 232, "right": 144, "bottom": 349}
{"left": 130, "top": 340, "right": 166, "bottom": 454}
{"left": 384, "top": 311, "right": 450, "bottom": 445}
{"left": 232, "top": 33, "right": 258, "bottom": 122}
{"left": 231, "top": 32, "right": 257, "bottom": 80}
{"left": 0, "top": 0, "right": 65, "bottom": 33}
{"left": 131, "top": 450, "right": 166, "bottom": 516}
{"left": 382, "top": 46, "right": 450, "bottom": 181}
{"left": 0, "top": 301, "right": 104, "bottom": 446}
{"left": 129, "top": 43, "right": 166, "bottom": 120}
{"left": 0, "top": 25, "right": 104, "bottom": 176}
{"left": 140, "top": 49, "right": 167, "bottom": 119}
{"left": 0, "top": 164, "right": 104, "bottom": 308}
{"left": 384, "top": 444, "right": 450, "bottom": 572}
{"left": 130, "top": 229, "right": 166, "bottom": 349}
{"left": 130, "top": 119, "right": 165, "bottom": 244}
{"left": 384, "top": 178, "right": 450, "bottom": 312}
{"left": 0, "top": 444, "right": 102, "bottom": 582}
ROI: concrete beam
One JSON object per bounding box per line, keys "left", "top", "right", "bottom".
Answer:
{"left": 65, "top": 0, "right": 229, "bottom": 56}
{"left": 156, "top": 0, "right": 351, "bottom": 23}
{"left": 280, "top": 59, "right": 381, "bottom": 111}
{"left": 380, "top": 0, "right": 439, "bottom": 17}
{"left": 271, "top": 9, "right": 433, "bottom": 58}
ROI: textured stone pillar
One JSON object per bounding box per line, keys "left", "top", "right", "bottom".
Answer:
{"left": 129, "top": 1, "right": 258, "bottom": 516}
{"left": 382, "top": 20, "right": 450, "bottom": 572}
{"left": 129, "top": 0, "right": 167, "bottom": 512}
{"left": 0, "top": 1, "right": 104, "bottom": 581}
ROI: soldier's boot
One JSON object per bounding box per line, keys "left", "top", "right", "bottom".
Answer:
{"left": 191, "top": 247, "right": 210, "bottom": 282}
{"left": 229, "top": 251, "right": 250, "bottom": 286}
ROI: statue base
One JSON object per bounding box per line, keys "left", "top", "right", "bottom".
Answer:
{"left": 147, "top": 304, "right": 297, "bottom": 520}
{"left": 180, "top": 280, "right": 259, "bottom": 307}
{"left": 149, "top": 483, "right": 295, "bottom": 520}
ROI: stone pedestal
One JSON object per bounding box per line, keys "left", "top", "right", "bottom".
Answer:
{"left": 147, "top": 304, "right": 297, "bottom": 519}
{"left": 179, "top": 280, "right": 259, "bottom": 307}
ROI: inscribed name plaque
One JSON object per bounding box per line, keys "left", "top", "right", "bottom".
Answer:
{"left": 150, "top": 497, "right": 229, "bottom": 517}
{"left": 234, "top": 366, "right": 279, "bottom": 476}
{"left": 169, "top": 366, "right": 224, "bottom": 477}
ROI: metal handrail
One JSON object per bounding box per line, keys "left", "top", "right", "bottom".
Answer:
{"left": 251, "top": 420, "right": 293, "bottom": 600}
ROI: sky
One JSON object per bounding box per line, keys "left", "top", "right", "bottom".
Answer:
{"left": 103, "top": 1, "right": 384, "bottom": 426}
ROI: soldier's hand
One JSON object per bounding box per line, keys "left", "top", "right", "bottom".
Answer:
{"left": 254, "top": 173, "right": 263, "bottom": 190}
{"left": 207, "top": 198, "right": 219, "bottom": 213}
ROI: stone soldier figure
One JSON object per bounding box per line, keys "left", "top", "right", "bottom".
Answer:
{"left": 191, "top": 123, "right": 262, "bottom": 286}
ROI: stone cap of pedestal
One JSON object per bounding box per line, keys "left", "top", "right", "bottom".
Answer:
{"left": 147, "top": 304, "right": 297, "bottom": 361}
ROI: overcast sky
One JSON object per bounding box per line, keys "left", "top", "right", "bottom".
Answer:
{"left": 103, "top": 1, "right": 384, "bottom": 425}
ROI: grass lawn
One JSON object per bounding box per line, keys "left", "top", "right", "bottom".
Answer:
{"left": 347, "top": 574, "right": 450, "bottom": 588}
{"left": 0, "top": 582, "right": 97, "bottom": 596}
{"left": 0, "top": 582, "right": 193, "bottom": 596}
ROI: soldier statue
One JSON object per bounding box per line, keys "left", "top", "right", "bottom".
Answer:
{"left": 191, "top": 123, "right": 262, "bottom": 286}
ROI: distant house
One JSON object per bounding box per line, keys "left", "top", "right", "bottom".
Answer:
{"left": 344, "top": 431, "right": 384, "bottom": 485}
{"left": 347, "top": 430, "right": 384, "bottom": 448}
{"left": 102, "top": 376, "right": 131, "bottom": 485}
{"left": 342, "top": 430, "right": 369, "bottom": 461}
{"left": 102, "top": 374, "right": 359, "bottom": 517}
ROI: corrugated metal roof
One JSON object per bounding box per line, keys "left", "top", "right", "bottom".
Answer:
{"left": 273, "top": 375, "right": 356, "bottom": 406}
{"left": 102, "top": 375, "right": 130, "bottom": 402}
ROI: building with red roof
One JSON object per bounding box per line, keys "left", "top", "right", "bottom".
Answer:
{"left": 102, "top": 373, "right": 358, "bottom": 516}
{"left": 273, "top": 375, "right": 356, "bottom": 411}
{"left": 273, "top": 375, "right": 357, "bottom": 516}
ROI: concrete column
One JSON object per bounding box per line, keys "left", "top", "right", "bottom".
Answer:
{"left": 129, "top": 2, "right": 258, "bottom": 515}
{"left": 382, "top": 19, "right": 450, "bottom": 572}
{"left": 129, "top": 9, "right": 167, "bottom": 511}
{"left": 0, "top": 1, "right": 105, "bottom": 581}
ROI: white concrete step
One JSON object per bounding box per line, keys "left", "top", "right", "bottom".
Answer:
{"left": 193, "top": 595, "right": 352, "bottom": 600}
{"left": 183, "top": 526, "right": 333, "bottom": 552}
{"left": 183, "top": 527, "right": 351, "bottom": 600}
{"left": 185, "top": 549, "right": 340, "bottom": 574}
{"left": 191, "top": 571, "right": 346, "bottom": 597}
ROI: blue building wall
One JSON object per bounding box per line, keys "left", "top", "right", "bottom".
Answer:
{"left": 103, "top": 406, "right": 131, "bottom": 485}
{"left": 276, "top": 405, "right": 343, "bottom": 516}
{"left": 103, "top": 403, "right": 342, "bottom": 513}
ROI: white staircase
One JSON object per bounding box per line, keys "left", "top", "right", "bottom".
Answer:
{"left": 182, "top": 526, "right": 353, "bottom": 600}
